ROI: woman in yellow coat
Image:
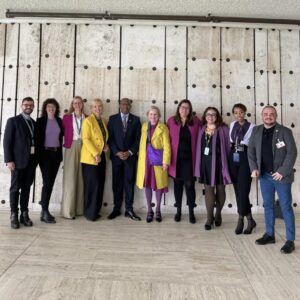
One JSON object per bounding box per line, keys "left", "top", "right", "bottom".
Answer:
{"left": 81, "top": 98, "right": 109, "bottom": 221}
{"left": 136, "top": 106, "right": 171, "bottom": 223}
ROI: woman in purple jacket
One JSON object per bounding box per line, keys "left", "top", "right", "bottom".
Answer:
{"left": 195, "top": 107, "right": 231, "bottom": 230}
{"left": 167, "top": 100, "right": 201, "bottom": 223}
{"left": 61, "top": 96, "right": 86, "bottom": 219}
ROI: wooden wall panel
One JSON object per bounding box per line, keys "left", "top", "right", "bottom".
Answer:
{"left": 255, "top": 29, "right": 268, "bottom": 125}
{"left": 17, "top": 23, "right": 40, "bottom": 119}
{"left": 188, "top": 26, "right": 220, "bottom": 116}
{"left": 39, "top": 23, "right": 75, "bottom": 114}
{"left": 165, "top": 26, "right": 186, "bottom": 120}
{"left": 121, "top": 25, "right": 165, "bottom": 120}
{"left": 0, "top": 24, "right": 19, "bottom": 208}
{"left": 75, "top": 24, "right": 120, "bottom": 120}
{"left": 280, "top": 29, "right": 300, "bottom": 210}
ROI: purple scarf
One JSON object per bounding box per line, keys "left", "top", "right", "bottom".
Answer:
{"left": 195, "top": 125, "right": 232, "bottom": 186}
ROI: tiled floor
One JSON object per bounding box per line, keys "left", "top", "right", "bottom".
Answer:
{"left": 0, "top": 211, "right": 299, "bottom": 300}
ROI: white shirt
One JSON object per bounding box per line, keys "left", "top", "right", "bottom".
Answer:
{"left": 72, "top": 113, "right": 84, "bottom": 140}
{"left": 229, "top": 120, "right": 255, "bottom": 146}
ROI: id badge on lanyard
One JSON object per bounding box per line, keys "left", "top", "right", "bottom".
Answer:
{"left": 204, "top": 147, "right": 210, "bottom": 156}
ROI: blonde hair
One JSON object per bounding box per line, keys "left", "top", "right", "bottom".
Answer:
{"left": 90, "top": 98, "right": 103, "bottom": 108}
{"left": 68, "top": 96, "right": 84, "bottom": 114}
{"left": 147, "top": 105, "right": 161, "bottom": 118}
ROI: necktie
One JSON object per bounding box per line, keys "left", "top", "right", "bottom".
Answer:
{"left": 122, "top": 115, "right": 127, "bottom": 133}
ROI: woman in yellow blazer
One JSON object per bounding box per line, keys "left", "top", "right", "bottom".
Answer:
{"left": 81, "top": 98, "right": 109, "bottom": 221}
{"left": 136, "top": 106, "right": 171, "bottom": 223}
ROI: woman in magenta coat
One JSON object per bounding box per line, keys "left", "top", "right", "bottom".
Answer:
{"left": 167, "top": 99, "right": 201, "bottom": 223}
{"left": 61, "top": 96, "right": 86, "bottom": 219}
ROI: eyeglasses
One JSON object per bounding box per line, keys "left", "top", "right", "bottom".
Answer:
{"left": 205, "top": 113, "right": 217, "bottom": 117}
{"left": 179, "top": 106, "right": 190, "bottom": 110}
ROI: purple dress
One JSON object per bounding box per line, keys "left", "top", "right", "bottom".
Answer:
{"left": 143, "top": 124, "right": 168, "bottom": 192}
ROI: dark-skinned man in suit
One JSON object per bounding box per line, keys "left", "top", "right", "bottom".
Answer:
{"left": 107, "top": 98, "right": 141, "bottom": 221}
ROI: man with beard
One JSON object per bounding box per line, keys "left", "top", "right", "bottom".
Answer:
{"left": 248, "top": 106, "right": 297, "bottom": 254}
{"left": 4, "top": 97, "right": 38, "bottom": 229}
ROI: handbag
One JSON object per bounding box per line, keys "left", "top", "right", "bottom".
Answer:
{"left": 147, "top": 123, "right": 163, "bottom": 166}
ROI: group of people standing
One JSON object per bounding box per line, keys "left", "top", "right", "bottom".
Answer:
{"left": 3, "top": 96, "right": 297, "bottom": 254}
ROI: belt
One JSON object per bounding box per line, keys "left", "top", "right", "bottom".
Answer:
{"left": 45, "top": 147, "right": 59, "bottom": 152}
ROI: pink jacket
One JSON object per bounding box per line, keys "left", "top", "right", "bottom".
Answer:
{"left": 62, "top": 114, "right": 73, "bottom": 148}
{"left": 167, "top": 116, "right": 201, "bottom": 178}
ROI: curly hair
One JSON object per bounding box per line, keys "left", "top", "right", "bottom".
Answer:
{"left": 41, "top": 98, "right": 60, "bottom": 118}
{"left": 201, "top": 106, "right": 226, "bottom": 128}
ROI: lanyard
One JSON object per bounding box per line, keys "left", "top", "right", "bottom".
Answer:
{"left": 22, "top": 114, "right": 34, "bottom": 145}
{"left": 74, "top": 113, "right": 82, "bottom": 136}
{"left": 205, "top": 132, "right": 212, "bottom": 147}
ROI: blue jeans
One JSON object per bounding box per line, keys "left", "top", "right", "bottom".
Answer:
{"left": 260, "top": 172, "right": 295, "bottom": 241}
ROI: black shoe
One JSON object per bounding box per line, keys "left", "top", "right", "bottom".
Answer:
{"left": 146, "top": 212, "right": 154, "bottom": 223}
{"left": 20, "top": 211, "right": 33, "bottom": 227}
{"left": 235, "top": 216, "right": 244, "bottom": 235}
{"left": 255, "top": 233, "right": 275, "bottom": 245}
{"left": 107, "top": 210, "right": 121, "bottom": 220}
{"left": 215, "top": 214, "right": 222, "bottom": 227}
{"left": 174, "top": 212, "right": 181, "bottom": 222}
{"left": 189, "top": 213, "right": 196, "bottom": 224}
{"left": 280, "top": 240, "right": 295, "bottom": 254}
{"left": 243, "top": 218, "right": 256, "bottom": 235}
{"left": 125, "top": 210, "right": 141, "bottom": 221}
{"left": 10, "top": 212, "right": 20, "bottom": 229}
{"left": 205, "top": 219, "right": 214, "bottom": 230}
{"left": 156, "top": 211, "right": 162, "bottom": 222}
{"left": 40, "top": 210, "right": 56, "bottom": 224}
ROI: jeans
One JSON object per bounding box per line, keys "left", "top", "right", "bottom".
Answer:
{"left": 260, "top": 172, "right": 295, "bottom": 241}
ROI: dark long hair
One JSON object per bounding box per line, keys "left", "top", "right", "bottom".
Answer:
{"left": 174, "top": 99, "right": 194, "bottom": 126}
{"left": 201, "top": 106, "right": 226, "bottom": 128}
{"left": 41, "top": 98, "right": 60, "bottom": 118}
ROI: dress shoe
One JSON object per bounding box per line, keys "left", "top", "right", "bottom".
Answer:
{"left": 215, "top": 214, "right": 222, "bottom": 227}
{"left": 10, "top": 212, "right": 20, "bottom": 229}
{"left": 243, "top": 218, "right": 256, "bottom": 235}
{"left": 255, "top": 233, "right": 275, "bottom": 245}
{"left": 205, "top": 218, "right": 214, "bottom": 230}
{"left": 235, "top": 216, "right": 244, "bottom": 235}
{"left": 189, "top": 212, "right": 196, "bottom": 224}
{"left": 107, "top": 210, "right": 121, "bottom": 220}
{"left": 40, "top": 210, "right": 56, "bottom": 224}
{"left": 20, "top": 211, "right": 33, "bottom": 227}
{"left": 174, "top": 212, "right": 181, "bottom": 222}
{"left": 125, "top": 210, "right": 141, "bottom": 221}
{"left": 280, "top": 240, "right": 295, "bottom": 254}
{"left": 146, "top": 211, "right": 154, "bottom": 223}
{"left": 155, "top": 211, "right": 162, "bottom": 222}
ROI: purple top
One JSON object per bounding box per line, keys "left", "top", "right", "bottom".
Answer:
{"left": 44, "top": 118, "right": 61, "bottom": 147}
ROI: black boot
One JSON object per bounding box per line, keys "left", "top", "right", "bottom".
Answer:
{"left": 244, "top": 213, "right": 256, "bottom": 234}
{"left": 41, "top": 209, "right": 56, "bottom": 224}
{"left": 10, "top": 212, "right": 20, "bottom": 229}
{"left": 235, "top": 215, "right": 244, "bottom": 235}
{"left": 189, "top": 205, "right": 196, "bottom": 224}
{"left": 20, "top": 211, "right": 33, "bottom": 227}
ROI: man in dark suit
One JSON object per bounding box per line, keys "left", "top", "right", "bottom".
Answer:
{"left": 4, "top": 97, "right": 38, "bottom": 229}
{"left": 248, "top": 106, "right": 297, "bottom": 254}
{"left": 107, "top": 98, "right": 141, "bottom": 220}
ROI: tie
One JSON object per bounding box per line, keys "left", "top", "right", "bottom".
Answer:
{"left": 122, "top": 115, "right": 127, "bottom": 133}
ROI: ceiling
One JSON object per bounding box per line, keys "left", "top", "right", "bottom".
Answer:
{"left": 1, "top": 0, "right": 300, "bottom": 21}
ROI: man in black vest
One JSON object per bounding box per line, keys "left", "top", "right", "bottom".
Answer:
{"left": 4, "top": 97, "right": 38, "bottom": 229}
{"left": 107, "top": 98, "right": 141, "bottom": 220}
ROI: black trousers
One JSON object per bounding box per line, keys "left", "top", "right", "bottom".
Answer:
{"left": 39, "top": 150, "right": 61, "bottom": 210}
{"left": 173, "top": 178, "right": 196, "bottom": 211}
{"left": 82, "top": 154, "right": 106, "bottom": 221}
{"left": 228, "top": 149, "right": 252, "bottom": 216}
{"left": 9, "top": 155, "right": 37, "bottom": 213}
{"left": 111, "top": 158, "right": 136, "bottom": 212}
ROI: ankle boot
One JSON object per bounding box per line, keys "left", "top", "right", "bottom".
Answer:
{"left": 174, "top": 211, "right": 181, "bottom": 222}
{"left": 235, "top": 215, "right": 244, "bottom": 235}
{"left": 20, "top": 211, "right": 33, "bottom": 227}
{"left": 189, "top": 206, "right": 196, "bottom": 224}
{"left": 244, "top": 214, "right": 256, "bottom": 234}
{"left": 10, "top": 212, "right": 20, "bottom": 229}
{"left": 41, "top": 209, "right": 56, "bottom": 224}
